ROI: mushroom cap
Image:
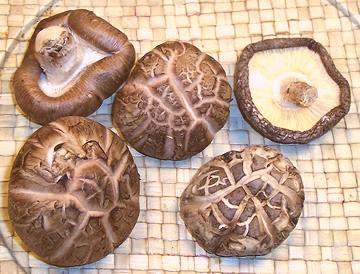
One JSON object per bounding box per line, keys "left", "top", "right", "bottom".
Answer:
{"left": 234, "top": 38, "right": 350, "bottom": 144}
{"left": 180, "top": 146, "right": 304, "bottom": 256}
{"left": 13, "top": 9, "right": 135, "bottom": 125}
{"left": 112, "top": 41, "right": 232, "bottom": 160}
{"left": 8, "top": 116, "right": 140, "bottom": 267}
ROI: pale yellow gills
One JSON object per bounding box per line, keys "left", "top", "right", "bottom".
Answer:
{"left": 248, "top": 47, "right": 340, "bottom": 131}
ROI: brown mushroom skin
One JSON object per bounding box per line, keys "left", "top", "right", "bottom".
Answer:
{"left": 234, "top": 38, "right": 351, "bottom": 144}
{"left": 8, "top": 116, "right": 140, "bottom": 267}
{"left": 180, "top": 146, "right": 304, "bottom": 256}
{"left": 112, "top": 41, "right": 232, "bottom": 160}
{"left": 13, "top": 9, "right": 135, "bottom": 125}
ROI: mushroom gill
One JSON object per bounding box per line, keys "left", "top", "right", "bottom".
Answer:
{"left": 13, "top": 9, "right": 135, "bottom": 125}
{"left": 248, "top": 46, "right": 341, "bottom": 132}
{"left": 34, "top": 26, "right": 108, "bottom": 97}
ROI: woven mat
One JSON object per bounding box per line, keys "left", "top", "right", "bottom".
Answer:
{"left": 0, "top": 0, "right": 360, "bottom": 273}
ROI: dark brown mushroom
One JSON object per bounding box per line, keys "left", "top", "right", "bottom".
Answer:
{"left": 234, "top": 38, "right": 350, "bottom": 144}
{"left": 13, "top": 9, "right": 135, "bottom": 125}
{"left": 180, "top": 146, "right": 304, "bottom": 256}
{"left": 112, "top": 41, "right": 232, "bottom": 160}
{"left": 8, "top": 116, "right": 140, "bottom": 267}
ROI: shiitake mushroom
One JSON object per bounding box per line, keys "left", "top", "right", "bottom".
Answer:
{"left": 13, "top": 9, "right": 135, "bottom": 125}
{"left": 234, "top": 38, "right": 350, "bottom": 144}
{"left": 8, "top": 116, "right": 140, "bottom": 267}
{"left": 112, "top": 41, "right": 232, "bottom": 160}
{"left": 180, "top": 146, "right": 304, "bottom": 256}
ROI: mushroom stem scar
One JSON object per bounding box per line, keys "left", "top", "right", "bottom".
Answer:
{"left": 34, "top": 26, "right": 83, "bottom": 86}
{"left": 281, "top": 81, "right": 318, "bottom": 107}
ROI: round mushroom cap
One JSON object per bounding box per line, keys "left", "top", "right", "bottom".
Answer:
{"left": 112, "top": 41, "right": 232, "bottom": 160}
{"left": 8, "top": 116, "right": 140, "bottom": 267}
{"left": 234, "top": 38, "right": 350, "bottom": 144}
{"left": 13, "top": 9, "right": 135, "bottom": 125}
{"left": 180, "top": 146, "right": 304, "bottom": 256}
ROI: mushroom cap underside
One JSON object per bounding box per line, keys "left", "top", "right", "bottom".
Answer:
{"left": 13, "top": 9, "right": 135, "bottom": 125}
{"left": 234, "top": 38, "right": 350, "bottom": 144}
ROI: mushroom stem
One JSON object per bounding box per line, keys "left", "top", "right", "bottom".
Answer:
{"left": 34, "top": 26, "right": 83, "bottom": 85}
{"left": 282, "top": 81, "right": 318, "bottom": 107}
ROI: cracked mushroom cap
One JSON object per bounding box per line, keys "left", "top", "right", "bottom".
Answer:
{"left": 8, "top": 116, "right": 140, "bottom": 267}
{"left": 13, "top": 9, "right": 135, "bottom": 125}
{"left": 180, "top": 146, "right": 304, "bottom": 256}
{"left": 112, "top": 41, "right": 232, "bottom": 160}
{"left": 234, "top": 38, "right": 350, "bottom": 144}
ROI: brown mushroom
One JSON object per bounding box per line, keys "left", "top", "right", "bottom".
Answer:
{"left": 180, "top": 146, "right": 304, "bottom": 256}
{"left": 13, "top": 9, "right": 135, "bottom": 125}
{"left": 234, "top": 38, "right": 350, "bottom": 144}
{"left": 8, "top": 116, "right": 140, "bottom": 267}
{"left": 112, "top": 41, "right": 232, "bottom": 160}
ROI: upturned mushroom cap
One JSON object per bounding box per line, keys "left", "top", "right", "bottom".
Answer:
{"left": 180, "top": 146, "right": 304, "bottom": 256}
{"left": 112, "top": 41, "right": 232, "bottom": 160}
{"left": 8, "top": 116, "right": 140, "bottom": 267}
{"left": 13, "top": 9, "right": 135, "bottom": 125}
{"left": 234, "top": 38, "right": 350, "bottom": 144}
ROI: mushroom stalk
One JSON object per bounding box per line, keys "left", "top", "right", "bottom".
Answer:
{"left": 34, "top": 26, "right": 83, "bottom": 85}
{"left": 282, "top": 81, "right": 318, "bottom": 107}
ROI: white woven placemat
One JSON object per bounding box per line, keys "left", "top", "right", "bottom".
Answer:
{"left": 0, "top": 0, "right": 359, "bottom": 273}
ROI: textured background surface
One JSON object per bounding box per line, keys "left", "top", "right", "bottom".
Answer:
{"left": 0, "top": 0, "right": 360, "bottom": 273}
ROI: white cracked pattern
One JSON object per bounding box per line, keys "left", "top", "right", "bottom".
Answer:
{"left": 113, "top": 41, "right": 231, "bottom": 160}
{"left": 8, "top": 117, "right": 140, "bottom": 267}
{"left": 1, "top": 0, "right": 359, "bottom": 273}
{"left": 180, "top": 146, "right": 304, "bottom": 256}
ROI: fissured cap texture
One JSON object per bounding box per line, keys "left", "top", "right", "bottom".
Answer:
{"left": 8, "top": 116, "right": 140, "bottom": 266}
{"left": 180, "top": 146, "right": 304, "bottom": 256}
{"left": 112, "top": 41, "right": 231, "bottom": 160}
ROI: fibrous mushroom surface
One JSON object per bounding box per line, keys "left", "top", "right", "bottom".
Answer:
{"left": 249, "top": 47, "right": 340, "bottom": 131}
{"left": 180, "top": 146, "right": 304, "bottom": 256}
{"left": 112, "top": 41, "right": 232, "bottom": 160}
{"left": 13, "top": 9, "right": 135, "bottom": 125}
{"left": 35, "top": 26, "right": 109, "bottom": 97}
{"left": 234, "top": 38, "right": 350, "bottom": 144}
{"left": 8, "top": 117, "right": 140, "bottom": 267}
